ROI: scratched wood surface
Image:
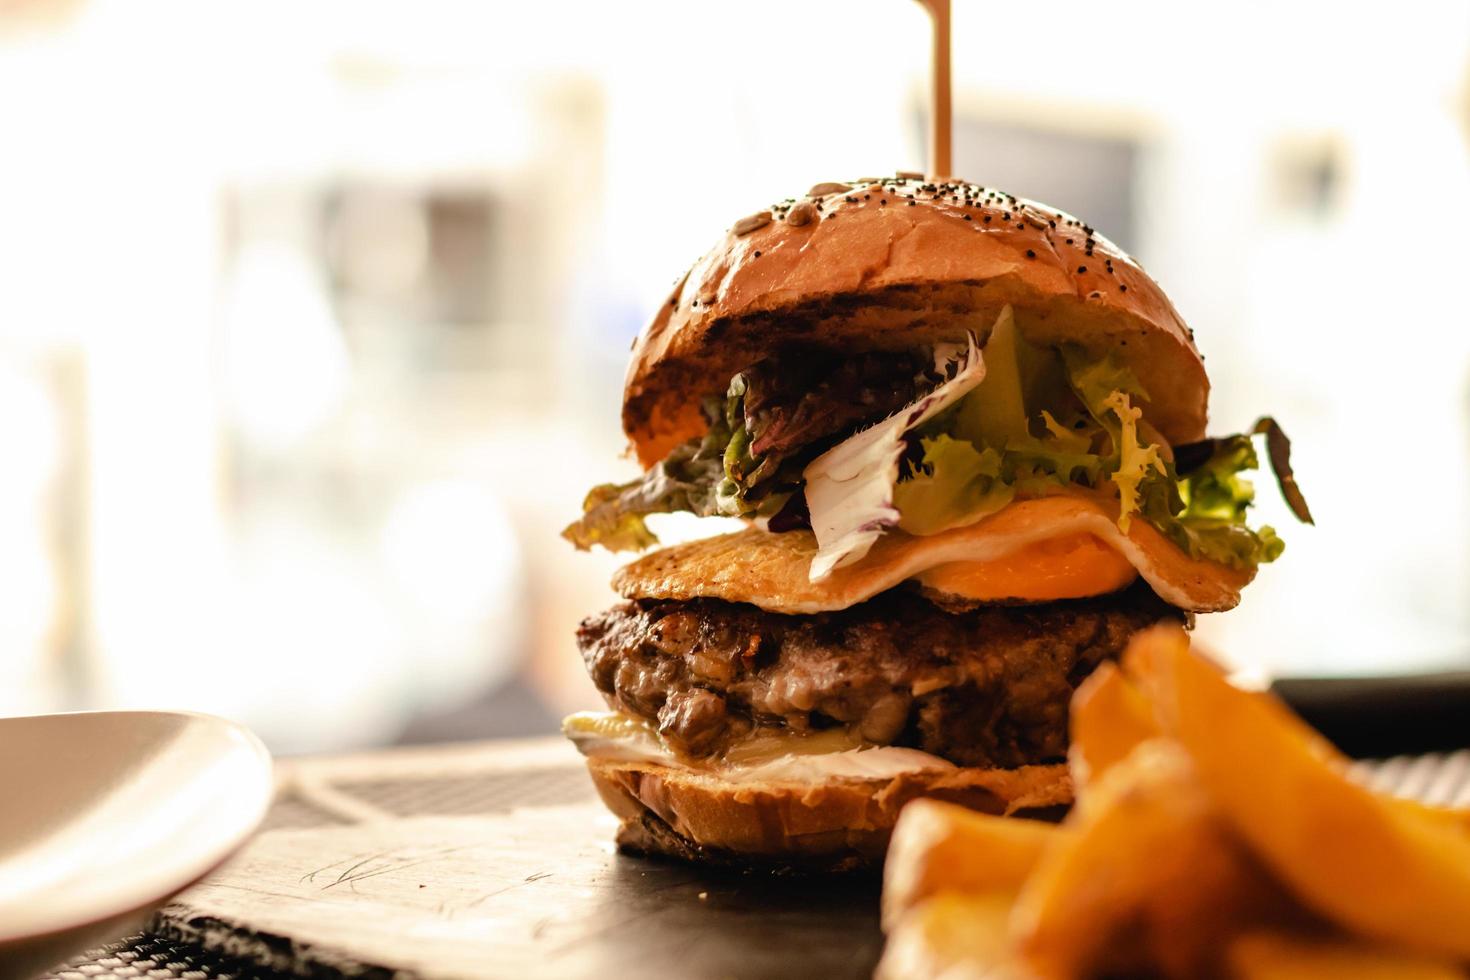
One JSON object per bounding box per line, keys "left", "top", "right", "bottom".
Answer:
{"left": 153, "top": 739, "right": 883, "bottom": 980}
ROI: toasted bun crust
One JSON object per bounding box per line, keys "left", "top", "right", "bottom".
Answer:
{"left": 586, "top": 757, "right": 1071, "bottom": 870}
{"left": 624, "top": 175, "right": 1207, "bottom": 466}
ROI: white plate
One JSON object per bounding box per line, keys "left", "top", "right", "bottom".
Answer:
{"left": 0, "top": 711, "right": 273, "bottom": 979}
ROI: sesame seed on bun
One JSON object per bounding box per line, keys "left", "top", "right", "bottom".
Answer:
{"left": 623, "top": 175, "right": 1207, "bottom": 467}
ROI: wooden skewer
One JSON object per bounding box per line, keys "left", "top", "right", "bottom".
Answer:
{"left": 916, "top": 0, "right": 951, "bottom": 179}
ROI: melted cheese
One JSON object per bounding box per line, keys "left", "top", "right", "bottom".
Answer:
{"left": 915, "top": 533, "right": 1138, "bottom": 602}
{"left": 615, "top": 492, "right": 1254, "bottom": 614}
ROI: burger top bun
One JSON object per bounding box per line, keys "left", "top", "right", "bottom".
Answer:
{"left": 623, "top": 175, "right": 1208, "bottom": 467}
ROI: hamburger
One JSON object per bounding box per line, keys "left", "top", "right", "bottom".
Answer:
{"left": 561, "top": 174, "right": 1311, "bottom": 870}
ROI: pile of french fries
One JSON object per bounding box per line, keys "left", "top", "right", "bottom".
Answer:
{"left": 879, "top": 625, "right": 1470, "bottom": 979}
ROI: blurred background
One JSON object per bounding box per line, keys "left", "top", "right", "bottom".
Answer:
{"left": 0, "top": 0, "right": 1467, "bottom": 752}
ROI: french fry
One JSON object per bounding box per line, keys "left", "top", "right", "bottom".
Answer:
{"left": 1398, "top": 798, "right": 1470, "bottom": 834}
{"left": 1068, "top": 660, "right": 1159, "bottom": 787}
{"left": 875, "top": 892, "right": 1027, "bottom": 980}
{"left": 1011, "top": 739, "right": 1293, "bottom": 979}
{"left": 879, "top": 624, "right": 1470, "bottom": 977}
{"left": 882, "top": 799, "right": 1062, "bottom": 929}
{"left": 1125, "top": 625, "right": 1470, "bottom": 959}
{"left": 1226, "top": 930, "right": 1468, "bottom": 980}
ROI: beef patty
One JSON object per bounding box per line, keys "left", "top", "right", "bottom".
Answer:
{"left": 578, "top": 583, "right": 1181, "bottom": 769}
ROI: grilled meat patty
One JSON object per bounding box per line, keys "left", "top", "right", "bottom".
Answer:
{"left": 577, "top": 583, "right": 1182, "bottom": 769}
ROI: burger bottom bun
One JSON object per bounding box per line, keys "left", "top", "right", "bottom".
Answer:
{"left": 586, "top": 757, "right": 1072, "bottom": 872}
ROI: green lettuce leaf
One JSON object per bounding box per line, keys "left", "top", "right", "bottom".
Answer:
{"left": 1167, "top": 519, "right": 1285, "bottom": 568}
{"left": 560, "top": 418, "right": 727, "bottom": 552}
{"left": 567, "top": 309, "right": 1308, "bottom": 576}
{"left": 1057, "top": 348, "right": 1160, "bottom": 516}
{"left": 562, "top": 374, "right": 795, "bottom": 551}
{"left": 950, "top": 306, "right": 1027, "bottom": 449}
{"left": 894, "top": 435, "right": 1014, "bottom": 536}
{"left": 1137, "top": 433, "right": 1288, "bottom": 570}
{"left": 1052, "top": 344, "right": 1288, "bottom": 567}
{"left": 1099, "top": 390, "right": 1168, "bottom": 531}
{"left": 563, "top": 482, "right": 662, "bottom": 552}
{"left": 1179, "top": 434, "right": 1257, "bottom": 521}
{"left": 900, "top": 337, "right": 1298, "bottom": 572}
{"left": 1038, "top": 410, "right": 1094, "bottom": 454}
{"left": 933, "top": 312, "right": 1109, "bottom": 499}
{"left": 1061, "top": 344, "right": 1148, "bottom": 412}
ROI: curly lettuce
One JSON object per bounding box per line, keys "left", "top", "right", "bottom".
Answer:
{"left": 894, "top": 436, "right": 1012, "bottom": 536}
{"left": 880, "top": 326, "right": 1306, "bottom": 572}
{"left": 1176, "top": 417, "right": 1313, "bottom": 526}
{"left": 1100, "top": 391, "right": 1169, "bottom": 531}
{"left": 1154, "top": 431, "right": 1288, "bottom": 568}
{"left": 1057, "top": 345, "right": 1169, "bottom": 525}
{"left": 562, "top": 374, "right": 795, "bottom": 551}
{"left": 1045, "top": 345, "right": 1290, "bottom": 569}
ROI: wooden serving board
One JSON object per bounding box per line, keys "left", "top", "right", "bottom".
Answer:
{"left": 154, "top": 739, "right": 882, "bottom": 979}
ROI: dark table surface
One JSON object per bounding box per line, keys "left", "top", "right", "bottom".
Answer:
{"left": 42, "top": 739, "right": 884, "bottom": 980}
